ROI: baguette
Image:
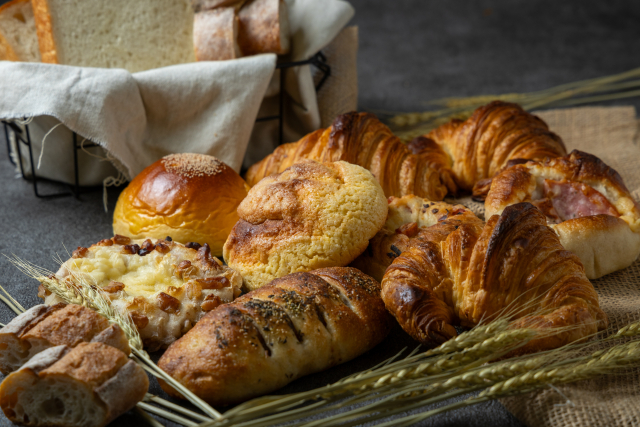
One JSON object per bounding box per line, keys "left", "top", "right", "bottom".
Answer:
{"left": 194, "top": 7, "right": 241, "bottom": 61}
{"left": 0, "top": 342, "right": 148, "bottom": 427}
{"left": 237, "top": 0, "right": 290, "bottom": 56}
{"left": 158, "top": 267, "right": 391, "bottom": 405}
{"left": 0, "top": 304, "right": 130, "bottom": 375}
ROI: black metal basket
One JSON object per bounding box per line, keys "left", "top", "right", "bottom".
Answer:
{"left": 3, "top": 52, "right": 331, "bottom": 200}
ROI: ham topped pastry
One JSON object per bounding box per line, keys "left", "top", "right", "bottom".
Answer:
{"left": 485, "top": 150, "right": 640, "bottom": 279}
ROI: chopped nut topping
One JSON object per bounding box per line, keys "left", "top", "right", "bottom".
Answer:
{"left": 175, "top": 260, "right": 197, "bottom": 279}
{"left": 201, "top": 295, "right": 222, "bottom": 311}
{"left": 130, "top": 312, "right": 149, "bottom": 330}
{"left": 113, "top": 234, "right": 131, "bottom": 245}
{"left": 396, "top": 222, "right": 419, "bottom": 237}
{"left": 196, "top": 276, "right": 230, "bottom": 290}
{"left": 186, "top": 242, "right": 202, "bottom": 250}
{"left": 121, "top": 244, "right": 140, "bottom": 255}
{"left": 157, "top": 292, "right": 180, "bottom": 314}
{"left": 72, "top": 247, "right": 89, "bottom": 258}
{"left": 96, "top": 239, "right": 114, "bottom": 246}
{"left": 154, "top": 240, "right": 170, "bottom": 254}
{"left": 103, "top": 281, "right": 125, "bottom": 293}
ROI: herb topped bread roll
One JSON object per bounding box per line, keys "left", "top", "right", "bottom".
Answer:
{"left": 485, "top": 150, "right": 640, "bottom": 279}
{"left": 224, "top": 160, "right": 388, "bottom": 291}
{"left": 113, "top": 153, "right": 250, "bottom": 256}
{"left": 40, "top": 235, "right": 242, "bottom": 351}
{"left": 158, "top": 267, "right": 391, "bottom": 405}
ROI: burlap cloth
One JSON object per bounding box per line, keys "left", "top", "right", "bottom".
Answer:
{"left": 451, "top": 106, "right": 640, "bottom": 427}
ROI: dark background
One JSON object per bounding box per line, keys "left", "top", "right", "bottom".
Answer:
{"left": 2, "top": 0, "right": 640, "bottom": 426}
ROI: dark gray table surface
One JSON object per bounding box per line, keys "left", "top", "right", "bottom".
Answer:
{"left": 2, "top": 0, "right": 640, "bottom": 426}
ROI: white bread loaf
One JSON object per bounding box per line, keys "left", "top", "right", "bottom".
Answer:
{"left": 31, "top": 0, "right": 197, "bottom": 72}
{"left": 0, "top": 343, "right": 148, "bottom": 427}
{"left": 0, "top": 0, "right": 40, "bottom": 62}
{"left": 194, "top": 7, "right": 241, "bottom": 61}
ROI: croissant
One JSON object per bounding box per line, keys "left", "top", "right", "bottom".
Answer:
{"left": 381, "top": 202, "right": 607, "bottom": 352}
{"left": 246, "top": 112, "right": 457, "bottom": 200}
{"left": 427, "top": 101, "right": 567, "bottom": 193}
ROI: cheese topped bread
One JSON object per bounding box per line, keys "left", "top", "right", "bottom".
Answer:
{"left": 31, "top": 0, "right": 196, "bottom": 72}
{"left": 40, "top": 235, "right": 242, "bottom": 351}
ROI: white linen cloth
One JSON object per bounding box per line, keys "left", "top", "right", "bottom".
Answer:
{"left": 0, "top": 0, "right": 355, "bottom": 185}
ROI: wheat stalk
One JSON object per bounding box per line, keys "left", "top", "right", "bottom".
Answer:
{"left": 385, "top": 66, "right": 640, "bottom": 142}
{"left": 4, "top": 254, "right": 221, "bottom": 424}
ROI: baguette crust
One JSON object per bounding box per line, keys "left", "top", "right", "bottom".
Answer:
{"left": 485, "top": 150, "right": 640, "bottom": 278}
{"left": 158, "top": 267, "right": 391, "bottom": 405}
{"left": 0, "top": 304, "right": 130, "bottom": 375}
{"left": 0, "top": 343, "right": 148, "bottom": 427}
{"left": 194, "top": 8, "right": 241, "bottom": 61}
{"left": 237, "top": 0, "right": 290, "bottom": 55}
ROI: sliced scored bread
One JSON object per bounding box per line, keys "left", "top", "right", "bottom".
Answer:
{"left": 194, "top": 7, "right": 241, "bottom": 61}
{"left": 0, "top": 0, "right": 40, "bottom": 62}
{"left": 31, "top": 0, "right": 197, "bottom": 72}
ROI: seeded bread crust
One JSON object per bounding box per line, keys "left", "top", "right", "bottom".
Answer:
{"left": 42, "top": 236, "right": 242, "bottom": 351}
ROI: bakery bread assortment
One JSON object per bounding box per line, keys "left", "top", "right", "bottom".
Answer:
{"left": 485, "top": 150, "right": 640, "bottom": 279}
{"left": 157, "top": 267, "right": 392, "bottom": 405}
{"left": 381, "top": 202, "right": 608, "bottom": 352}
{"left": 224, "top": 160, "right": 388, "bottom": 291}
{"left": 0, "top": 0, "right": 39, "bottom": 62}
{"left": 351, "top": 195, "right": 481, "bottom": 282}
{"left": 0, "top": 304, "right": 130, "bottom": 375}
{"left": 0, "top": 342, "right": 148, "bottom": 427}
{"left": 31, "top": 0, "right": 196, "bottom": 72}
{"left": 245, "top": 112, "right": 458, "bottom": 200}
{"left": 41, "top": 235, "right": 242, "bottom": 351}
{"left": 113, "top": 153, "right": 250, "bottom": 256}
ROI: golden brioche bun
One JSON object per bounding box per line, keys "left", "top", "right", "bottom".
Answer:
{"left": 113, "top": 153, "right": 250, "bottom": 255}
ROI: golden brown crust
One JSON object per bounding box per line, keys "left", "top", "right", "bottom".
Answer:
{"left": 237, "top": 0, "right": 289, "bottom": 55}
{"left": 158, "top": 267, "right": 391, "bottom": 405}
{"left": 194, "top": 7, "right": 240, "bottom": 61}
{"left": 0, "top": 343, "right": 148, "bottom": 427}
{"left": 245, "top": 112, "right": 457, "bottom": 200}
{"left": 351, "top": 195, "right": 481, "bottom": 282}
{"left": 30, "top": 0, "right": 57, "bottom": 63}
{"left": 427, "top": 101, "right": 566, "bottom": 191}
{"left": 225, "top": 160, "right": 388, "bottom": 291}
{"left": 381, "top": 202, "right": 607, "bottom": 352}
{"left": 485, "top": 150, "right": 640, "bottom": 278}
{"left": 113, "top": 153, "right": 250, "bottom": 256}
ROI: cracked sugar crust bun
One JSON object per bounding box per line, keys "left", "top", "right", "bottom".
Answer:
{"left": 485, "top": 150, "right": 640, "bottom": 279}
{"left": 39, "top": 235, "right": 242, "bottom": 351}
{"left": 223, "top": 160, "right": 388, "bottom": 291}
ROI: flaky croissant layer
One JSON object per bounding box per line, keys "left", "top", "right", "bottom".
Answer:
{"left": 381, "top": 202, "right": 607, "bottom": 353}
